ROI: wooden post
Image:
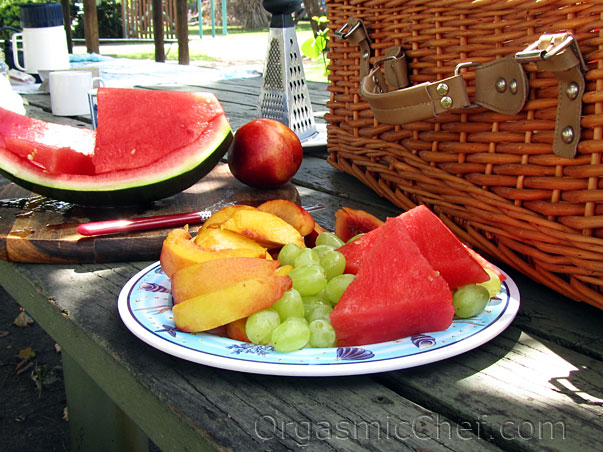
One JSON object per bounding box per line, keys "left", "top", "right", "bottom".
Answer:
{"left": 82, "top": 0, "right": 100, "bottom": 54}
{"left": 175, "top": 0, "right": 189, "bottom": 65}
{"left": 152, "top": 0, "right": 165, "bottom": 62}
{"left": 60, "top": 0, "right": 73, "bottom": 53}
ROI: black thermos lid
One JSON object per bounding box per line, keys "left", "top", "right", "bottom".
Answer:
{"left": 20, "top": 3, "right": 64, "bottom": 28}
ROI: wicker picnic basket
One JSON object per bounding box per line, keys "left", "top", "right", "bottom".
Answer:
{"left": 324, "top": 0, "right": 603, "bottom": 309}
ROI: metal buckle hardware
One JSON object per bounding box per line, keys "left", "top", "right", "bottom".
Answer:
{"left": 334, "top": 21, "right": 361, "bottom": 40}
{"left": 515, "top": 33, "right": 588, "bottom": 72}
{"left": 454, "top": 61, "right": 480, "bottom": 75}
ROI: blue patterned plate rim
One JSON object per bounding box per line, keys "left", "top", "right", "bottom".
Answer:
{"left": 118, "top": 261, "right": 520, "bottom": 376}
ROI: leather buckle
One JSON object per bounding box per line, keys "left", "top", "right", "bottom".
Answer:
{"left": 515, "top": 33, "right": 587, "bottom": 72}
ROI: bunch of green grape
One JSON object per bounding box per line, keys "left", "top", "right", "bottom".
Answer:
{"left": 245, "top": 232, "right": 356, "bottom": 353}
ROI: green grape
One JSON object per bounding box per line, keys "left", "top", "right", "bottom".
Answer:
{"left": 477, "top": 268, "right": 502, "bottom": 298}
{"left": 302, "top": 296, "right": 330, "bottom": 318}
{"left": 346, "top": 233, "right": 364, "bottom": 243}
{"left": 325, "top": 273, "right": 355, "bottom": 305}
{"left": 307, "top": 303, "right": 333, "bottom": 323}
{"left": 312, "top": 244, "right": 335, "bottom": 259}
{"left": 308, "top": 319, "right": 337, "bottom": 348}
{"left": 277, "top": 243, "right": 302, "bottom": 266}
{"left": 245, "top": 308, "right": 281, "bottom": 345}
{"left": 315, "top": 231, "right": 345, "bottom": 248}
{"left": 452, "top": 284, "right": 490, "bottom": 318}
{"left": 271, "top": 317, "right": 310, "bottom": 353}
{"left": 272, "top": 288, "right": 304, "bottom": 321}
{"left": 293, "top": 248, "right": 320, "bottom": 268}
{"left": 320, "top": 250, "right": 346, "bottom": 280}
{"left": 288, "top": 264, "right": 328, "bottom": 297}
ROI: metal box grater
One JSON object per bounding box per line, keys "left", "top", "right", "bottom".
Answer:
{"left": 258, "top": 25, "right": 317, "bottom": 142}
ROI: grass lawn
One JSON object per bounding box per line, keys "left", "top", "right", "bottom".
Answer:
{"left": 109, "top": 22, "right": 329, "bottom": 83}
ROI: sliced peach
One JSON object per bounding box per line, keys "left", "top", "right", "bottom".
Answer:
{"left": 201, "top": 205, "right": 256, "bottom": 230}
{"left": 226, "top": 318, "right": 250, "bottom": 342}
{"left": 221, "top": 209, "right": 306, "bottom": 249}
{"left": 334, "top": 207, "right": 384, "bottom": 242}
{"left": 171, "top": 257, "right": 280, "bottom": 304}
{"left": 193, "top": 227, "right": 267, "bottom": 254}
{"left": 274, "top": 264, "right": 293, "bottom": 276}
{"left": 159, "top": 228, "right": 266, "bottom": 278}
{"left": 305, "top": 221, "right": 329, "bottom": 248}
{"left": 257, "top": 199, "right": 315, "bottom": 236}
{"left": 173, "top": 275, "right": 292, "bottom": 332}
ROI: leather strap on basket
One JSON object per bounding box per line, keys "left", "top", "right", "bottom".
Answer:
{"left": 359, "top": 57, "right": 527, "bottom": 125}
{"left": 334, "top": 17, "right": 372, "bottom": 79}
{"left": 516, "top": 33, "right": 586, "bottom": 159}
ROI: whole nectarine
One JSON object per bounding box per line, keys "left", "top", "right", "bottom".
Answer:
{"left": 228, "top": 119, "right": 303, "bottom": 188}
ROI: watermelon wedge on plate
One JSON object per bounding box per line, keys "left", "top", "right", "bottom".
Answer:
{"left": 331, "top": 216, "right": 455, "bottom": 347}
{"left": 0, "top": 88, "right": 233, "bottom": 206}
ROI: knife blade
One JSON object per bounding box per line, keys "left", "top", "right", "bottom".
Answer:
{"left": 76, "top": 205, "right": 325, "bottom": 237}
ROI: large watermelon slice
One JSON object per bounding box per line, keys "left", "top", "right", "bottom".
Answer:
{"left": 336, "top": 227, "right": 380, "bottom": 274}
{"left": 399, "top": 206, "right": 489, "bottom": 288}
{"left": 330, "top": 216, "right": 454, "bottom": 346}
{"left": 0, "top": 88, "right": 232, "bottom": 205}
{"left": 338, "top": 206, "right": 489, "bottom": 289}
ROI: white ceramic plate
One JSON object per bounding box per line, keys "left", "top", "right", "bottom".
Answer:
{"left": 118, "top": 261, "right": 520, "bottom": 376}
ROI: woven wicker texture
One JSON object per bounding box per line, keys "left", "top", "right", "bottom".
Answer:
{"left": 324, "top": 0, "right": 603, "bottom": 308}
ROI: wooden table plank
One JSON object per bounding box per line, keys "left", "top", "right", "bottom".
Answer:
{"left": 0, "top": 259, "right": 506, "bottom": 452}
{"left": 2, "top": 76, "right": 601, "bottom": 452}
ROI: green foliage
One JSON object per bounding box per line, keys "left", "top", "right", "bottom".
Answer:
{"left": 0, "top": 0, "right": 123, "bottom": 40}
{"left": 300, "top": 16, "right": 329, "bottom": 75}
{"left": 72, "top": 0, "right": 123, "bottom": 39}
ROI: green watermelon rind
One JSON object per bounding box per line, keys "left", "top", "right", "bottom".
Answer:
{"left": 0, "top": 114, "right": 233, "bottom": 206}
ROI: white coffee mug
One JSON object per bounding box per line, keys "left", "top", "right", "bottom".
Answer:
{"left": 49, "top": 71, "right": 95, "bottom": 116}
{"left": 88, "top": 77, "right": 106, "bottom": 130}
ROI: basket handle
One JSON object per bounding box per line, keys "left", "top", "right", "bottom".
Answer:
{"left": 359, "top": 56, "right": 528, "bottom": 125}
{"left": 338, "top": 26, "right": 587, "bottom": 159}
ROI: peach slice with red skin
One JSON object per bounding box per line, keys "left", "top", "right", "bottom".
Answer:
{"left": 171, "top": 257, "right": 280, "bottom": 304}
{"left": 257, "top": 199, "right": 315, "bottom": 236}
{"left": 172, "top": 275, "right": 292, "bottom": 332}
{"left": 305, "top": 221, "right": 329, "bottom": 248}
{"left": 334, "top": 207, "right": 384, "bottom": 242}
{"left": 226, "top": 318, "right": 250, "bottom": 342}
{"left": 221, "top": 209, "right": 306, "bottom": 249}
{"left": 201, "top": 204, "right": 256, "bottom": 231}
{"left": 159, "top": 227, "right": 266, "bottom": 278}
{"left": 193, "top": 226, "right": 268, "bottom": 255}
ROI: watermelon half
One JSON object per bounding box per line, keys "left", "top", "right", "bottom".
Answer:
{"left": 0, "top": 88, "right": 233, "bottom": 205}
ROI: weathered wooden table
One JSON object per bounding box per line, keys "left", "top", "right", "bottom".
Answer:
{"left": 0, "top": 76, "right": 601, "bottom": 452}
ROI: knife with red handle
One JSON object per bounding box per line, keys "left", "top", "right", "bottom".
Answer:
{"left": 76, "top": 210, "right": 213, "bottom": 236}
{"left": 76, "top": 205, "right": 325, "bottom": 236}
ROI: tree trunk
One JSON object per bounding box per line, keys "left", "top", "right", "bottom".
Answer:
{"left": 302, "top": 0, "right": 327, "bottom": 36}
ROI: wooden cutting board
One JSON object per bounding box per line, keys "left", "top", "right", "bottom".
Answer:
{"left": 0, "top": 164, "right": 300, "bottom": 263}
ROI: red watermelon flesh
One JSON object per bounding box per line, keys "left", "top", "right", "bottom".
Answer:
{"left": 330, "top": 217, "right": 454, "bottom": 346}
{"left": 0, "top": 107, "right": 95, "bottom": 175}
{"left": 336, "top": 227, "right": 381, "bottom": 274}
{"left": 93, "top": 88, "right": 225, "bottom": 173}
{"left": 399, "top": 206, "right": 489, "bottom": 288}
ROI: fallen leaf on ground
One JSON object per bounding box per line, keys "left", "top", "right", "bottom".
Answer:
{"left": 0, "top": 330, "right": 9, "bottom": 338}
{"left": 17, "top": 347, "right": 36, "bottom": 360}
{"left": 13, "top": 311, "right": 33, "bottom": 328}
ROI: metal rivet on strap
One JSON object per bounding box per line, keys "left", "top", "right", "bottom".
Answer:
{"left": 440, "top": 96, "right": 453, "bottom": 109}
{"left": 362, "top": 50, "right": 370, "bottom": 58}
{"left": 561, "top": 126, "right": 575, "bottom": 143}
{"left": 509, "top": 79, "right": 518, "bottom": 94}
{"left": 566, "top": 82, "right": 579, "bottom": 100}
{"left": 436, "top": 83, "right": 449, "bottom": 96}
{"left": 496, "top": 78, "right": 507, "bottom": 93}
